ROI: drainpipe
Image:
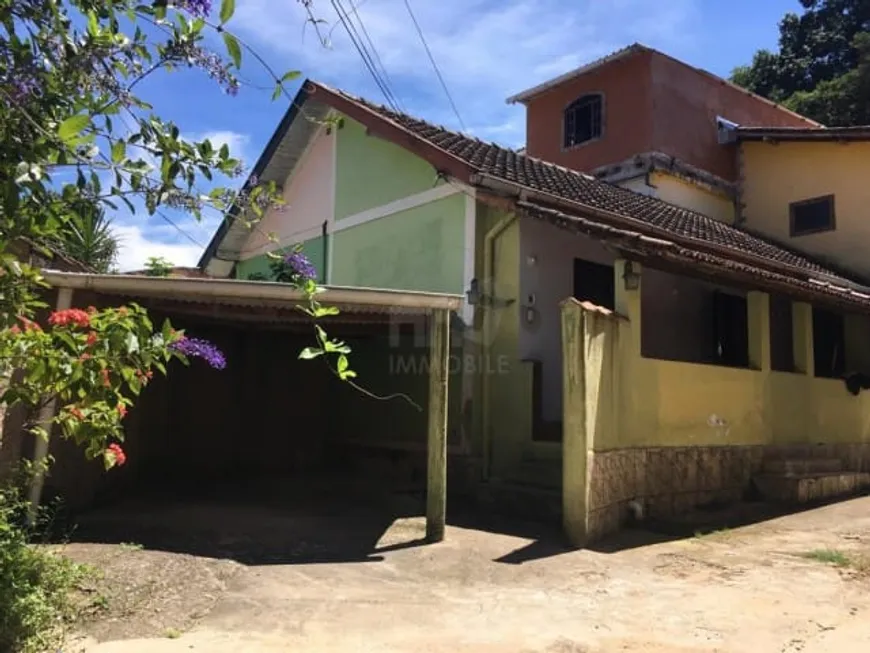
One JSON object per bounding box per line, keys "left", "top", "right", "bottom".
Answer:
{"left": 321, "top": 220, "right": 329, "bottom": 284}
{"left": 27, "top": 287, "right": 74, "bottom": 522}
{"left": 481, "top": 213, "right": 518, "bottom": 481}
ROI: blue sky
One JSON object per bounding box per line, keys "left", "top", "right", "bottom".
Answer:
{"left": 114, "top": 0, "right": 805, "bottom": 270}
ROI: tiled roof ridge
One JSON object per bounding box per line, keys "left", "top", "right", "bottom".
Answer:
{"left": 330, "top": 86, "right": 593, "bottom": 177}
{"left": 312, "top": 81, "right": 865, "bottom": 292}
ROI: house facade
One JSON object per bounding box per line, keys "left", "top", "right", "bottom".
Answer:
{"left": 199, "top": 63, "right": 870, "bottom": 543}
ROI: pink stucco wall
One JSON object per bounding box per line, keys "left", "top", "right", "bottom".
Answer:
{"left": 239, "top": 127, "right": 336, "bottom": 257}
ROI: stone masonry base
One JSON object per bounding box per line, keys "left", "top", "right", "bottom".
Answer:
{"left": 586, "top": 442, "right": 870, "bottom": 541}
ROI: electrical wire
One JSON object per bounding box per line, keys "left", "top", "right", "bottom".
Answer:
{"left": 344, "top": 0, "right": 403, "bottom": 112}
{"left": 330, "top": 0, "right": 402, "bottom": 113}
{"left": 400, "top": 0, "right": 466, "bottom": 132}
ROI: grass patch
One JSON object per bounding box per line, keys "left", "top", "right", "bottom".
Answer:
{"left": 693, "top": 527, "right": 732, "bottom": 539}
{"left": 119, "top": 542, "right": 144, "bottom": 551}
{"left": 165, "top": 627, "right": 182, "bottom": 639}
{"left": 801, "top": 549, "right": 853, "bottom": 567}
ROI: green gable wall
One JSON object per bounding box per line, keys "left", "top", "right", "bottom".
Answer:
{"left": 334, "top": 118, "right": 446, "bottom": 221}
{"left": 234, "top": 236, "right": 326, "bottom": 282}
{"left": 330, "top": 194, "right": 465, "bottom": 293}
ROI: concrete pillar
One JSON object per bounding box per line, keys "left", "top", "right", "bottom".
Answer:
{"left": 561, "top": 299, "right": 588, "bottom": 547}
{"left": 793, "top": 302, "right": 814, "bottom": 376}
{"left": 614, "top": 260, "right": 642, "bottom": 357}
{"left": 426, "top": 308, "right": 450, "bottom": 543}
{"left": 28, "top": 287, "right": 74, "bottom": 521}
{"left": 747, "top": 291, "right": 771, "bottom": 372}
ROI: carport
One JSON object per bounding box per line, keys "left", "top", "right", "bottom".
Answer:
{"left": 33, "top": 271, "right": 461, "bottom": 543}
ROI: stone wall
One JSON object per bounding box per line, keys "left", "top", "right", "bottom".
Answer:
{"left": 585, "top": 442, "right": 870, "bottom": 541}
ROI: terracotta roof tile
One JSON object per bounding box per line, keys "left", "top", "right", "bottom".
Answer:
{"left": 333, "top": 88, "right": 858, "bottom": 287}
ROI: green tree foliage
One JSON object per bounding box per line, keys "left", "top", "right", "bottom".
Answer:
{"left": 731, "top": 0, "right": 870, "bottom": 125}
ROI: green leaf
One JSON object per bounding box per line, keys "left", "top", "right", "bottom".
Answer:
{"left": 111, "top": 140, "right": 126, "bottom": 163}
{"left": 271, "top": 84, "right": 282, "bottom": 101}
{"left": 299, "top": 347, "right": 324, "bottom": 360}
{"left": 222, "top": 32, "right": 242, "bottom": 68}
{"left": 313, "top": 305, "right": 340, "bottom": 318}
{"left": 58, "top": 114, "right": 91, "bottom": 143}
{"left": 220, "top": 0, "right": 235, "bottom": 24}
{"left": 280, "top": 70, "right": 302, "bottom": 82}
{"left": 87, "top": 10, "right": 99, "bottom": 36}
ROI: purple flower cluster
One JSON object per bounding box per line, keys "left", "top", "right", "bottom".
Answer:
{"left": 192, "top": 48, "right": 239, "bottom": 96}
{"left": 170, "top": 336, "right": 226, "bottom": 369}
{"left": 285, "top": 251, "right": 317, "bottom": 281}
{"left": 177, "top": 0, "right": 213, "bottom": 17}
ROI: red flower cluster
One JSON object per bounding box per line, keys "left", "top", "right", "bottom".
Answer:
{"left": 17, "top": 316, "right": 41, "bottom": 332}
{"left": 106, "top": 443, "right": 126, "bottom": 466}
{"left": 118, "top": 306, "right": 128, "bottom": 317}
{"left": 117, "top": 403, "right": 127, "bottom": 419}
{"left": 8, "top": 324, "right": 21, "bottom": 335}
{"left": 68, "top": 406, "right": 85, "bottom": 421}
{"left": 48, "top": 309, "right": 91, "bottom": 329}
{"left": 100, "top": 368, "right": 111, "bottom": 388}
{"left": 134, "top": 369, "right": 154, "bottom": 383}
{"left": 78, "top": 353, "right": 93, "bottom": 361}
{"left": 86, "top": 331, "right": 98, "bottom": 346}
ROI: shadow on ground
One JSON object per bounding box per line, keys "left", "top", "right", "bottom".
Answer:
{"left": 64, "top": 473, "right": 867, "bottom": 567}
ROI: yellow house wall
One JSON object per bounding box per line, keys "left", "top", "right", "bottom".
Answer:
{"left": 597, "top": 270, "right": 870, "bottom": 451}
{"left": 649, "top": 171, "right": 735, "bottom": 224}
{"left": 740, "top": 140, "right": 870, "bottom": 278}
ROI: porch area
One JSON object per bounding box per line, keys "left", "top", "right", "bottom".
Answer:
{"left": 561, "top": 260, "right": 870, "bottom": 545}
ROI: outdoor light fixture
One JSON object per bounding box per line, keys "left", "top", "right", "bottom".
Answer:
{"left": 622, "top": 261, "right": 640, "bottom": 291}
{"left": 465, "top": 278, "right": 514, "bottom": 308}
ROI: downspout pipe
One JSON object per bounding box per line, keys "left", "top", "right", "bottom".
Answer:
{"left": 321, "top": 220, "right": 329, "bottom": 284}
{"left": 28, "top": 287, "right": 74, "bottom": 522}
{"left": 481, "top": 213, "right": 518, "bottom": 481}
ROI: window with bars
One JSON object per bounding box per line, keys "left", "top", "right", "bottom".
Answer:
{"left": 563, "top": 94, "right": 603, "bottom": 148}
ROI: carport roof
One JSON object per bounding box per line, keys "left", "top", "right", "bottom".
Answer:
{"left": 41, "top": 271, "right": 463, "bottom": 318}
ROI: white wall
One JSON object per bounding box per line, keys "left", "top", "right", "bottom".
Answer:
{"left": 518, "top": 219, "right": 615, "bottom": 421}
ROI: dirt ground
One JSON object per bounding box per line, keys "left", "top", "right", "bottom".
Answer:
{"left": 58, "top": 486, "right": 870, "bottom": 653}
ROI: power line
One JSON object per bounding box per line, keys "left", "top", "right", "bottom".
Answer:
{"left": 330, "top": 0, "right": 402, "bottom": 113}
{"left": 345, "top": 0, "right": 403, "bottom": 112}
{"left": 400, "top": 0, "right": 466, "bottom": 132}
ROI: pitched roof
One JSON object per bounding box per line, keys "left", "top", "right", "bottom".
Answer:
{"left": 201, "top": 80, "right": 870, "bottom": 311}
{"left": 319, "top": 84, "right": 860, "bottom": 283}
{"left": 736, "top": 125, "right": 870, "bottom": 141}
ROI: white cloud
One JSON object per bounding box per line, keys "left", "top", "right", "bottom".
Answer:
{"left": 234, "top": 0, "right": 700, "bottom": 146}
{"left": 113, "top": 224, "right": 204, "bottom": 272}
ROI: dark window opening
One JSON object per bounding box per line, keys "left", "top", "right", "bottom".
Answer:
{"left": 813, "top": 307, "right": 845, "bottom": 379}
{"left": 712, "top": 291, "right": 749, "bottom": 368}
{"left": 770, "top": 294, "right": 795, "bottom": 372}
{"left": 573, "top": 258, "right": 614, "bottom": 310}
{"left": 790, "top": 195, "right": 835, "bottom": 236}
{"left": 564, "top": 95, "right": 603, "bottom": 148}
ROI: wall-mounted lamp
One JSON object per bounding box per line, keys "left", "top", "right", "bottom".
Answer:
{"left": 466, "top": 278, "right": 515, "bottom": 308}
{"left": 622, "top": 261, "right": 641, "bottom": 291}
{"left": 526, "top": 254, "right": 537, "bottom": 267}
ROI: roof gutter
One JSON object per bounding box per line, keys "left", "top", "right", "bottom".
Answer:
{"left": 470, "top": 172, "right": 870, "bottom": 294}
{"left": 41, "top": 271, "right": 463, "bottom": 312}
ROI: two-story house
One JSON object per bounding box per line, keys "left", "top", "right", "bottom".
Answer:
{"left": 198, "top": 46, "right": 870, "bottom": 544}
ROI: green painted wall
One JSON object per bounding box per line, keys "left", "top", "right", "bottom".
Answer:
{"left": 334, "top": 118, "right": 445, "bottom": 220}
{"left": 234, "top": 236, "right": 326, "bottom": 282}
{"left": 331, "top": 194, "right": 465, "bottom": 293}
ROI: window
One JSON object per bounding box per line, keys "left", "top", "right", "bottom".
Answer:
{"left": 573, "top": 259, "right": 614, "bottom": 310}
{"left": 769, "top": 294, "right": 795, "bottom": 372}
{"left": 790, "top": 195, "right": 835, "bottom": 236}
{"left": 813, "top": 307, "right": 845, "bottom": 379}
{"left": 564, "top": 94, "right": 602, "bottom": 148}
{"left": 712, "top": 291, "right": 749, "bottom": 368}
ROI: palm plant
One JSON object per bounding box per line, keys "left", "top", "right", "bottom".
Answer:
{"left": 52, "top": 206, "right": 120, "bottom": 273}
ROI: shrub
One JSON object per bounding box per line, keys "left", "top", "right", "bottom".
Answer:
{"left": 0, "top": 474, "right": 90, "bottom": 653}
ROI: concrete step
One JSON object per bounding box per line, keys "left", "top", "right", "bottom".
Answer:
{"left": 762, "top": 458, "right": 843, "bottom": 475}
{"left": 753, "top": 471, "right": 870, "bottom": 503}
